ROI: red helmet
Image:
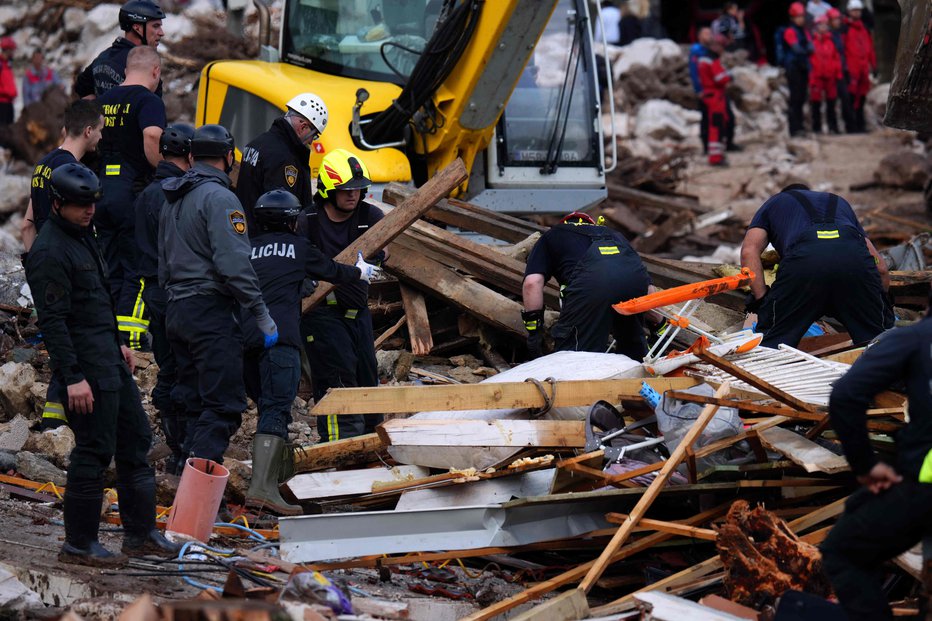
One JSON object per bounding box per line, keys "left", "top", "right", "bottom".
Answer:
{"left": 814, "top": 14, "right": 829, "bottom": 24}
{"left": 826, "top": 7, "right": 842, "bottom": 19}
{"left": 561, "top": 211, "right": 596, "bottom": 225}
{"left": 788, "top": 2, "right": 805, "bottom": 17}
{"left": 0, "top": 37, "right": 15, "bottom": 51}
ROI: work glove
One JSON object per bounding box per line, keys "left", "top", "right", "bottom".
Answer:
{"left": 300, "top": 277, "right": 318, "bottom": 297}
{"left": 356, "top": 252, "right": 382, "bottom": 284}
{"left": 744, "top": 286, "right": 770, "bottom": 314}
{"left": 521, "top": 309, "right": 545, "bottom": 360}
{"left": 257, "top": 314, "right": 279, "bottom": 349}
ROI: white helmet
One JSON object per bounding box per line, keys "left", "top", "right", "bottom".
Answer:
{"left": 286, "top": 93, "right": 328, "bottom": 135}
{"left": 847, "top": 0, "right": 863, "bottom": 10}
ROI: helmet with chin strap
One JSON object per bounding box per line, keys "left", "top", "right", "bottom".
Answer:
{"left": 50, "top": 163, "right": 102, "bottom": 206}
{"left": 317, "top": 148, "right": 371, "bottom": 200}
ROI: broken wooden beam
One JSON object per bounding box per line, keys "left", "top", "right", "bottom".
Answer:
{"left": 399, "top": 285, "right": 433, "bottom": 355}
{"left": 377, "top": 419, "right": 585, "bottom": 448}
{"left": 606, "top": 181, "right": 711, "bottom": 214}
{"left": 606, "top": 513, "right": 719, "bottom": 541}
{"left": 286, "top": 465, "right": 429, "bottom": 501}
{"left": 301, "top": 158, "right": 468, "bottom": 313}
{"left": 311, "top": 377, "right": 701, "bottom": 415}
{"left": 757, "top": 426, "right": 849, "bottom": 474}
{"left": 292, "top": 433, "right": 384, "bottom": 473}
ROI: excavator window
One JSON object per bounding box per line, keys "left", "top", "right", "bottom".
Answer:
{"left": 218, "top": 86, "right": 282, "bottom": 151}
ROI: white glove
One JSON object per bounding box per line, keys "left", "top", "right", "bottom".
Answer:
{"left": 355, "top": 252, "right": 382, "bottom": 284}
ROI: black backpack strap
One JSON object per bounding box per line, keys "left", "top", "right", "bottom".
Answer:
{"left": 786, "top": 190, "right": 836, "bottom": 225}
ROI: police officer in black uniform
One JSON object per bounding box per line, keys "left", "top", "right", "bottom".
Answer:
{"left": 134, "top": 123, "right": 193, "bottom": 473}
{"left": 741, "top": 184, "right": 893, "bottom": 348}
{"left": 75, "top": 0, "right": 165, "bottom": 98}
{"left": 235, "top": 92, "right": 328, "bottom": 228}
{"left": 160, "top": 124, "right": 278, "bottom": 464}
{"left": 522, "top": 212, "right": 651, "bottom": 359}
{"left": 820, "top": 302, "right": 932, "bottom": 621}
{"left": 96, "top": 46, "right": 165, "bottom": 350}
{"left": 242, "top": 190, "right": 379, "bottom": 514}
{"left": 301, "top": 149, "right": 385, "bottom": 443}
{"left": 26, "top": 163, "right": 179, "bottom": 567}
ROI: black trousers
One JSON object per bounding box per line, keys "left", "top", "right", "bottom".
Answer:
{"left": 244, "top": 344, "right": 301, "bottom": 440}
{"left": 166, "top": 294, "right": 244, "bottom": 462}
{"left": 838, "top": 77, "right": 856, "bottom": 133}
{"left": 822, "top": 482, "right": 932, "bottom": 621}
{"left": 0, "top": 102, "right": 12, "bottom": 125}
{"left": 301, "top": 306, "right": 381, "bottom": 442}
{"left": 786, "top": 65, "right": 809, "bottom": 135}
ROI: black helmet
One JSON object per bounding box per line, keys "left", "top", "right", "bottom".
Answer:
{"left": 160, "top": 123, "right": 194, "bottom": 156}
{"left": 49, "top": 163, "right": 102, "bottom": 206}
{"left": 191, "top": 124, "right": 235, "bottom": 158}
{"left": 119, "top": 0, "right": 166, "bottom": 31}
{"left": 254, "top": 190, "right": 301, "bottom": 230}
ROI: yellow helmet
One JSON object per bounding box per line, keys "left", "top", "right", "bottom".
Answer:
{"left": 317, "top": 148, "right": 371, "bottom": 200}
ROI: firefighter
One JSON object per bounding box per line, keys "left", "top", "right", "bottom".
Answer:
{"left": 782, "top": 2, "right": 813, "bottom": 137}
{"left": 133, "top": 123, "right": 194, "bottom": 474}
{"left": 741, "top": 184, "right": 893, "bottom": 349}
{"left": 22, "top": 99, "right": 104, "bottom": 431}
{"left": 159, "top": 124, "right": 277, "bottom": 464}
{"left": 698, "top": 34, "right": 731, "bottom": 167}
{"left": 809, "top": 15, "right": 842, "bottom": 134}
{"left": 75, "top": 0, "right": 165, "bottom": 98}
{"left": 843, "top": 0, "right": 876, "bottom": 133}
{"left": 25, "top": 163, "right": 179, "bottom": 566}
{"left": 242, "top": 190, "right": 379, "bottom": 514}
{"left": 821, "top": 300, "right": 932, "bottom": 621}
{"left": 95, "top": 45, "right": 165, "bottom": 350}
{"left": 300, "top": 149, "right": 385, "bottom": 443}
{"left": 522, "top": 212, "right": 650, "bottom": 360}
{"left": 235, "top": 93, "right": 328, "bottom": 228}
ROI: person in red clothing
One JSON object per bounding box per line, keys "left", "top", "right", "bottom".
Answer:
{"left": 809, "top": 15, "right": 842, "bottom": 134}
{"left": 843, "top": 0, "right": 875, "bottom": 133}
{"left": 698, "top": 35, "right": 731, "bottom": 167}
{"left": 0, "top": 37, "right": 17, "bottom": 126}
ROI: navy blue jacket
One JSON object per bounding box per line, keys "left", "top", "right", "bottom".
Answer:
{"left": 134, "top": 160, "right": 185, "bottom": 281}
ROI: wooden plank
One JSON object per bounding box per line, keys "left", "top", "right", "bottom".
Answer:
{"left": 509, "top": 590, "right": 589, "bottom": 621}
{"left": 384, "top": 243, "right": 526, "bottom": 336}
{"left": 374, "top": 313, "right": 407, "bottom": 350}
{"left": 607, "top": 181, "right": 711, "bottom": 214}
{"left": 632, "top": 212, "right": 692, "bottom": 254}
{"left": 301, "top": 158, "right": 468, "bottom": 314}
{"left": 292, "top": 433, "right": 383, "bottom": 473}
{"left": 576, "top": 382, "right": 732, "bottom": 594}
{"left": 758, "top": 427, "right": 850, "bottom": 474}
{"left": 286, "top": 465, "right": 429, "bottom": 501}
{"left": 607, "top": 513, "right": 719, "bottom": 541}
{"left": 377, "top": 419, "right": 585, "bottom": 448}
{"left": 399, "top": 285, "right": 433, "bottom": 355}
{"left": 312, "top": 377, "right": 701, "bottom": 415}
{"left": 664, "top": 391, "right": 820, "bottom": 421}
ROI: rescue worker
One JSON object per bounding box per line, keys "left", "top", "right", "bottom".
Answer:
{"left": 235, "top": 93, "right": 329, "bottom": 228}
{"left": 134, "top": 123, "right": 193, "bottom": 474}
{"left": 96, "top": 45, "right": 165, "bottom": 350}
{"left": 301, "top": 149, "right": 384, "bottom": 443}
{"left": 689, "top": 27, "right": 712, "bottom": 154}
{"left": 828, "top": 7, "right": 857, "bottom": 133}
{"left": 159, "top": 124, "right": 277, "bottom": 464}
{"left": 25, "top": 163, "right": 179, "bottom": 567}
{"left": 522, "top": 212, "right": 650, "bottom": 360}
{"left": 75, "top": 0, "right": 165, "bottom": 99}
{"left": 741, "top": 184, "right": 893, "bottom": 349}
{"left": 22, "top": 99, "right": 105, "bottom": 431}
{"left": 782, "top": 2, "right": 813, "bottom": 137}
{"left": 809, "top": 15, "right": 842, "bottom": 134}
{"left": 242, "top": 190, "right": 379, "bottom": 514}
{"left": 843, "top": 0, "right": 876, "bottom": 133}
{"left": 698, "top": 35, "right": 731, "bottom": 167}
{"left": 0, "top": 37, "right": 16, "bottom": 126}
{"left": 22, "top": 50, "right": 61, "bottom": 107}
{"left": 711, "top": 1, "right": 746, "bottom": 53}
{"left": 821, "top": 301, "right": 932, "bottom": 621}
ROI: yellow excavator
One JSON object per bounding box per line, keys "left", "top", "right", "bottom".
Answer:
{"left": 195, "top": 0, "right": 617, "bottom": 212}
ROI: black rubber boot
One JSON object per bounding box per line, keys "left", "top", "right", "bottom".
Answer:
{"left": 59, "top": 487, "right": 127, "bottom": 568}
{"left": 118, "top": 467, "right": 183, "bottom": 558}
{"left": 246, "top": 434, "right": 302, "bottom": 516}
{"left": 280, "top": 440, "right": 297, "bottom": 484}
{"left": 811, "top": 101, "right": 822, "bottom": 134}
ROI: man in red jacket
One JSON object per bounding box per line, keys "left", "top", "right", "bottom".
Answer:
{"left": 810, "top": 15, "right": 842, "bottom": 134}
{"left": 843, "top": 0, "right": 875, "bottom": 133}
{"left": 698, "top": 35, "right": 731, "bottom": 167}
{"left": 0, "top": 37, "right": 17, "bottom": 126}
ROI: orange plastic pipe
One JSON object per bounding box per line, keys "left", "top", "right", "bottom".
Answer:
{"left": 613, "top": 268, "right": 755, "bottom": 315}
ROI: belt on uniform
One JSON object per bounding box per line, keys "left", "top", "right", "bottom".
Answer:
{"left": 325, "top": 292, "right": 359, "bottom": 319}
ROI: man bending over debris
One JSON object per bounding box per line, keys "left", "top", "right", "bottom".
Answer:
{"left": 822, "top": 293, "right": 932, "bottom": 621}
{"left": 522, "top": 211, "right": 650, "bottom": 359}
{"left": 25, "top": 163, "right": 180, "bottom": 567}
{"left": 741, "top": 184, "right": 892, "bottom": 348}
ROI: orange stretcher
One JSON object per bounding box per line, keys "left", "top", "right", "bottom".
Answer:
{"left": 613, "top": 267, "right": 755, "bottom": 316}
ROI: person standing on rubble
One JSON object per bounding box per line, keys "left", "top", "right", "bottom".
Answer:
{"left": 690, "top": 27, "right": 713, "bottom": 155}
{"left": 95, "top": 46, "right": 165, "bottom": 351}
{"left": 22, "top": 51, "right": 61, "bottom": 107}
{"left": 159, "top": 124, "right": 277, "bottom": 465}
{"left": 829, "top": 7, "right": 857, "bottom": 133}
{"left": 301, "top": 149, "right": 385, "bottom": 443}
{"left": 235, "top": 93, "right": 329, "bottom": 229}
{"left": 741, "top": 184, "right": 893, "bottom": 348}
{"left": 843, "top": 0, "right": 876, "bottom": 133}
{"left": 698, "top": 34, "right": 732, "bottom": 167}
{"left": 25, "top": 163, "right": 180, "bottom": 567}
{"left": 242, "top": 190, "right": 378, "bottom": 514}
{"left": 809, "top": 15, "right": 843, "bottom": 134}
{"left": 75, "top": 0, "right": 165, "bottom": 99}
{"left": 133, "top": 123, "right": 194, "bottom": 475}
{"left": 781, "top": 2, "right": 814, "bottom": 137}
{"left": 0, "top": 37, "right": 16, "bottom": 126}
{"left": 522, "top": 212, "right": 650, "bottom": 360}
{"left": 22, "top": 100, "right": 105, "bottom": 431}
{"left": 821, "top": 295, "right": 932, "bottom": 621}
{"left": 711, "top": 2, "right": 746, "bottom": 53}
